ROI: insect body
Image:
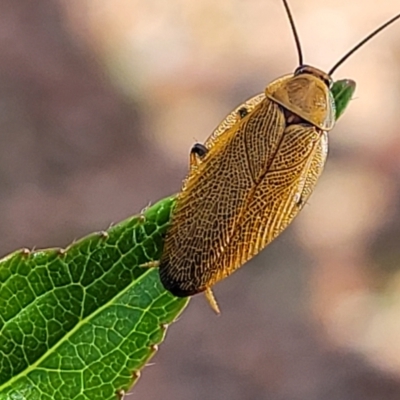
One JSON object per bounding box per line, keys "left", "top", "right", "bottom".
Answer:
{"left": 157, "top": 1, "right": 400, "bottom": 313}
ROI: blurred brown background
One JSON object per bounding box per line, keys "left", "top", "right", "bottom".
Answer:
{"left": 2, "top": 0, "right": 400, "bottom": 399}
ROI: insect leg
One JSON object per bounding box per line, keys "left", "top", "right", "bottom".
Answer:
{"left": 190, "top": 143, "right": 208, "bottom": 167}
{"left": 237, "top": 106, "right": 249, "bottom": 119}
{"left": 205, "top": 287, "right": 220, "bottom": 314}
{"left": 140, "top": 260, "right": 160, "bottom": 268}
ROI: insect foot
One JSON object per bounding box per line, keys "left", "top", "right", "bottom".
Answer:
{"left": 140, "top": 260, "right": 160, "bottom": 268}
{"left": 205, "top": 287, "right": 220, "bottom": 315}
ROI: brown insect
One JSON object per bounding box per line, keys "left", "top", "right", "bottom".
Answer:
{"left": 152, "top": 1, "right": 400, "bottom": 313}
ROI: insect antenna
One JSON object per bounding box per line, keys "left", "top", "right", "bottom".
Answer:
{"left": 282, "top": 0, "right": 304, "bottom": 66}
{"left": 329, "top": 13, "right": 400, "bottom": 75}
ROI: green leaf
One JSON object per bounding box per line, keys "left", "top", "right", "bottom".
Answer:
{"left": 0, "top": 195, "right": 186, "bottom": 400}
{"left": 331, "top": 79, "right": 356, "bottom": 121}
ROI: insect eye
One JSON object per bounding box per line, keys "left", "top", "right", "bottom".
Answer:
{"left": 294, "top": 65, "right": 306, "bottom": 75}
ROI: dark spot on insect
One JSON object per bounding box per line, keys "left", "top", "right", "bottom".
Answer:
{"left": 159, "top": 267, "right": 201, "bottom": 297}
{"left": 237, "top": 107, "right": 249, "bottom": 119}
{"left": 191, "top": 143, "right": 208, "bottom": 159}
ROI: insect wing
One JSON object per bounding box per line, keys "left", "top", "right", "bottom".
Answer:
{"left": 160, "top": 98, "right": 288, "bottom": 294}
{"left": 214, "top": 125, "right": 328, "bottom": 282}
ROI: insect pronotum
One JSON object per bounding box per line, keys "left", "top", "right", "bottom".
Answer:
{"left": 152, "top": 1, "right": 400, "bottom": 313}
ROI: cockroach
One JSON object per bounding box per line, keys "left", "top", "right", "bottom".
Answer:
{"left": 154, "top": 1, "right": 400, "bottom": 313}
